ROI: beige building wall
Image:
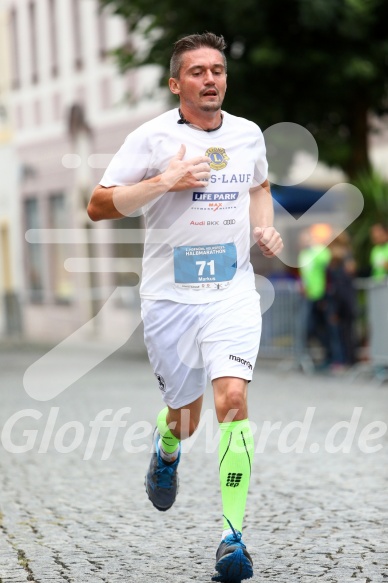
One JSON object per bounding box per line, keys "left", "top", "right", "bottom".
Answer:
{"left": 0, "top": 0, "right": 23, "bottom": 337}
{"left": 4, "top": 0, "right": 167, "bottom": 345}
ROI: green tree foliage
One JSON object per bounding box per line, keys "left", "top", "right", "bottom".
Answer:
{"left": 100, "top": 0, "right": 388, "bottom": 179}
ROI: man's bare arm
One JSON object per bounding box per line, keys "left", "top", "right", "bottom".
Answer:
{"left": 249, "top": 180, "right": 283, "bottom": 257}
{"left": 87, "top": 144, "right": 210, "bottom": 221}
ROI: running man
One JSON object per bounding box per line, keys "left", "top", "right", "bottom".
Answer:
{"left": 88, "top": 32, "right": 283, "bottom": 583}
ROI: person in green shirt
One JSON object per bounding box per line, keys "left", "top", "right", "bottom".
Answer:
{"left": 299, "top": 244, "right": 331, "bottom": 301}
{"left": 298, "top": 231, "right": 332, "bottom": 367}
{"left": 370, "top": 223, "right": 388, "bottom": 281}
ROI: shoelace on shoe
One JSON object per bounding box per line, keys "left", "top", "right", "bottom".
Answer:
{"left": 155, "top": 460, "right": 177, "bottom": 489}
{"left": 222, "top": 516, "right": 246, "bottom": 548}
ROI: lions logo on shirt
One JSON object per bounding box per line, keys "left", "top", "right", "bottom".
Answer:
{"left": 206, "top": 147, "right": 229, "bottom": 171}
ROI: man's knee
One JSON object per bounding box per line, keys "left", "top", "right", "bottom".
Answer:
{"left": 213, "top": 377, "right": 248, "bottom": 422}
{"left": 219, "top": 391, "right": 246, "bottom": 420}
{"left": 225, "top": 387, "right": 246, "bottom": 411}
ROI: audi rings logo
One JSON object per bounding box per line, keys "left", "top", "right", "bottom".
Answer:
{"left": 223, "top": 219, "right": 236, "bottom": 225}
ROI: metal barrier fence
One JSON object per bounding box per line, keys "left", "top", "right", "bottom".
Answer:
{"left": 365, "top": 279, "right": 388, "bottom": 367}
{"left": 258, "top": 277, "right": 388, "bottom": 377}
{"left": 346, "top": 278, "right": 388, "bottom": 383}
{"left": 258, "top": 280, "right": 313, "bottom": 371}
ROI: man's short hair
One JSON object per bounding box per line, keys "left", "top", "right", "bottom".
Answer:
{"left": 170, "top": 32, "right": 227, "bottom": 79}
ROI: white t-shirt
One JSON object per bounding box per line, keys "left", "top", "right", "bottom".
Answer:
{"left": 99, "top": 108, "right": 268, "bottom": 304}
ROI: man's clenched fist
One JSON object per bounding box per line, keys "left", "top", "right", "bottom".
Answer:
{"left": 253, "top": 226, "right": 283, "bottom": 258}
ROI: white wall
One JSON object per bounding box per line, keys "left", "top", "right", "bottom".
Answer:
{"left": 3, "top": 0, "right": 167, "bottom": 342}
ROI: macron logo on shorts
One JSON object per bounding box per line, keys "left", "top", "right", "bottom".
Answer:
{"left": 229, "top": 354, "right": 253, "bottom": 370}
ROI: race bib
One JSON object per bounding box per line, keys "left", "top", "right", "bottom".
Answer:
{"left": 173, "top": 243, "right": 237, "bottom": 290}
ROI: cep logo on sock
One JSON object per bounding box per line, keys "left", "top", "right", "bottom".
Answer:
{"left": 226, "top": 473, "right": 243, "bottom": 488}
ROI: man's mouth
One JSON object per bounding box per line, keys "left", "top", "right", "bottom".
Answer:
{"left": 202, "top": 89, "right": 218, "bottom": 97}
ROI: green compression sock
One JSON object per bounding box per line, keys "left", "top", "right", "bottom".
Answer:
{"left": 157, "top": 407, "right": 180, "bottom": 454}
{"left": 219, "top": 419, "right": 254, "bottom": 533}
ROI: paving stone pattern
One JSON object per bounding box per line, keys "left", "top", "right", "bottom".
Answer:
{"left": 0, "top": 344, "right": 387, "bottom": 582}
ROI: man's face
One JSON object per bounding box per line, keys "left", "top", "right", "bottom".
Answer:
{"left": 169, "top": 47, "right": 227, "bottom": 113}
{"left": 371, "top": 224, "right": 387, "bottom": 245}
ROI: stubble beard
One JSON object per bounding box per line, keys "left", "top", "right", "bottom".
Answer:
{"left": 199, "top": 100, "right": 223, "bottom": 113}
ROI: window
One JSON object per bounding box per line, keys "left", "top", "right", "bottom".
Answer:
{"left": 29, "top": 1, "right": 38, "bottom": 84}
{"left": 16, "top": 105, "right": 23, "bottom": 130}
{"left": 10, "top": 8, "right": 20, "bottom": 89}
{"left": 97, "top": 9, "right": 107, "bottom": 60}
{"left": 34, "top": 100, "right": 41, "bottom": 126}
{"left": 24, "top": 198, "right": 44, "bottom": 302}
{"left": 72, "top": 0, "right": 83, "bottom": 70}
{"left": 52, "top": 93, "right": 62, "bottom": 122}
{"left": 100, "top": 78, "right": 111, "bottom": 110}
{"left": 48, "top": 193, "right": 74, "bottom": 303}
{"left": 48, "top": 0, "right": 59, "bottom": 77}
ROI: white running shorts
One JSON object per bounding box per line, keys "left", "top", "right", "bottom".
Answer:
{"left": 141, "top": 290, "right": 262, "bottom": 409}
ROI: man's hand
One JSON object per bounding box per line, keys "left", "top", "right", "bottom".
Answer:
{"left": 253, "top": 227, "right": 283, "bottom": 258}
{"left": 164, "top": 144, "right": 211, "bottom": 191}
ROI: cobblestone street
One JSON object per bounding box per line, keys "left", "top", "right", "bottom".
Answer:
{"left": 0, "top": 343, "right": 387, "bottom": 583}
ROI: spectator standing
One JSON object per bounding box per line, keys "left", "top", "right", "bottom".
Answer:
{"left": 370, "top": 223, "right": 388, "bottom": 281}
{"left": 326, "top": 232, "right": 357, "bottom": 368}
{"left": 298, "top": 231, "right": 331, "bottom": 368}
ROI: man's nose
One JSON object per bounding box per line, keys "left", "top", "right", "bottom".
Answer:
{"left": 204, "top": 70, "right": 215, "bottom": 84}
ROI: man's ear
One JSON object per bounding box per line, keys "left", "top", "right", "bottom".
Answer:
{"left": 169, "top": 77, "right": 180, "bottom": 95}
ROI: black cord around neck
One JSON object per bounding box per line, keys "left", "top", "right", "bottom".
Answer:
{"left": 177, "top": 109, "right": 223, "bottom": 132}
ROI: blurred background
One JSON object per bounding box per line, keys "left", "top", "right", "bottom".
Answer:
{"left": 0, "top": 0, "right": 387, "bottom": 374}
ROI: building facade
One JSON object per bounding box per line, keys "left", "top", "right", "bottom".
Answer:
{"left": 5, "top": 0, "right": 167, "bottom": 344}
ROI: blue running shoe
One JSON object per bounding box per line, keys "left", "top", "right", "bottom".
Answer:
{"left": 145, "top": 429, "right": 180, "bottom": 511}
{"left": 212, "top": 526, "right": 253, "bottom": 583}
